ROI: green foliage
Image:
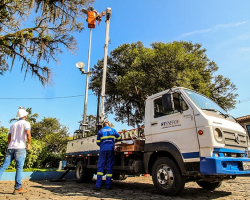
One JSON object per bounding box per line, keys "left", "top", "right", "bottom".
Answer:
{"left": 1, "top": 115, "right": 70, "bottom": 169}
{"left": 24, "top": 139, "right": 47, "bottom": 168}
{"left": 80, "top": 114, "right": 115, "bottom": 137}
{"left": 0, "top": 127, "right": 8, "bottom": 160}
{"left": 209, "top": 75, "right": 237, "bottom": 111}
{"left": 32, "top": 117, "right": 69, "bottom": 153}
{"left": 90, "top": 41, "right": 238, "bottom": 126}
{"left": 5, "top": 168, "right": 65, "bottom": 172}
{"left": 0, "top": 126, "right": 16, "bottom": 169}
{"left": 0, "top": 126, "right": 8, "bottom": 135}
{"left": 41, "top": 154, "right": 63, "bottom": 168}
{"left": 31, "top": 117, "right": 70, "bottom": 167}
{"left": 0, "top": 0, "right": 94, "bottom": 85}
{"left": 0, "top": 127, "right": 46, "bottom": 169}
{"left": 86, "top": 114, "right": 97, "bottom": 136}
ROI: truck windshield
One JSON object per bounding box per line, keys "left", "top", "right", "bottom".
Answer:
{"left": 183, "top": 89, "right": 235, "bottom": 120}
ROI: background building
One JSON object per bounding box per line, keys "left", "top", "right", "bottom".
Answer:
{"left": 237, "top": 115, "right": 250, "bottom": 136}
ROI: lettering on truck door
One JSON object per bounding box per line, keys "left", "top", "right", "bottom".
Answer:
{"left": 151, "top": 91, "right": 200, "bottom": 162}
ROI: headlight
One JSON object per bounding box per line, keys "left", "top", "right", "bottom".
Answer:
{"left": 214, "top": 128, "right": 223, "bottom": 142}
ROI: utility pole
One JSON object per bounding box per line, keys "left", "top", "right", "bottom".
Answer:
{"left": 100, "top": 7, "right": 111, "bottom": 123}
{"left": 76, "top": 6, "right": 103, "bottom": 135}
{"left": 82, "top": 7, "right": 95, "bottom": 131}
{"left": 77, "top": 7, "right": 111, "bottom": 133}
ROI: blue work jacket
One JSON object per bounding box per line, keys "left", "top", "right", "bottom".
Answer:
{"left": 96, "top": 125, "right": 121, "bottom": 151}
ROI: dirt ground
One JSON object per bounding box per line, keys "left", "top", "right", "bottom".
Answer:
{"left": 0, "top": 176, "right": 250, "bottom": 200}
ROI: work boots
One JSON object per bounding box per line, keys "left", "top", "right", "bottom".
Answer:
{"left": 13, "top": 187, "right": 27, "bottom": 195}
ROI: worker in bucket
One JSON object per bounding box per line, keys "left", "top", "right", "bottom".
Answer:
{"left": 95, "top": 120, "right": 121, "bottom": 191}
{"left": 0, "top": 107, "right": 31, "bottom": 194}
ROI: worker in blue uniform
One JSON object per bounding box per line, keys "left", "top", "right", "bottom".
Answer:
{"left": 95, "top": 121, "right": 121, "bottom": 191}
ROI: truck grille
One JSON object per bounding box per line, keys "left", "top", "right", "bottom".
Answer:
{"left": 223, "top": 130, "right": 248, "bottom": 148}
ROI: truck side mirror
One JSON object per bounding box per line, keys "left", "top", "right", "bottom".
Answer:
{"left": 162, "top": 93, "right": 175, "bottom": 111}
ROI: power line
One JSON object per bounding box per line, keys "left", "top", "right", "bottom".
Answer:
{"left": 1, "top": 93, "right": 250, "bottom": 103}
{"left": 238, "top": 98, "right": 250, "bottom": 104}
{"left": 0, "top": 94, "right": 96, "bottom": 100}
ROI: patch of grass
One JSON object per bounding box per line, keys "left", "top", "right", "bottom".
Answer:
{"left": 5, "top": 168, "right": 65, "bottom": 172}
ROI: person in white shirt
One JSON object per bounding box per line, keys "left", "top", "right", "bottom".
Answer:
{"left": 0, "top": 107, "right": 31, "bottom": 194}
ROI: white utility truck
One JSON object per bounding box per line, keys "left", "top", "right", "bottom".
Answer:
{"left": 65, "top": 87, "right": 250, "bottom": 195}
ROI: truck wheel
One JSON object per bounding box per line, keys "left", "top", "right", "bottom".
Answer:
{"left": 75, "top": 160, "right": 94, "bottom": 183}
{"left": 152, "top": 157, "right": 185, "bottom": 196}
{"left": 112, "top": 173, "right": 128, "bottom": 180}
{"left": 196, "top": 181, "right": 222, "bottom": 190}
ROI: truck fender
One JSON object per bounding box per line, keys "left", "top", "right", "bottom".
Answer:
{"left": 143, "top": 142, "right": 186, "bottom": 174}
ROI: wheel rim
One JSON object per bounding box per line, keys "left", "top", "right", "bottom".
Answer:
{"left": 156, "top": 164, "right": 174, "bottom": 189}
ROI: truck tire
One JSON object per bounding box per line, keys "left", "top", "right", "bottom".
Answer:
{"left": 152, "top": 157, "right": 185, "bottom": 196}
{"left": 112, "top": 173, "right": 128, "bottom": 180}
{"left": 75, "top": 160, "right": 94, "bottom": 183}
{"left": 196, "top": 181, "right": 222, "bottom": 190}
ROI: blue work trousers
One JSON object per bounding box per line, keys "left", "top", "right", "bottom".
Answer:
{"left": 95, "top": 150, "right": 115, "bottom": 189}
{"left": 0, "top": 149, "right": 26, "bottom": 189}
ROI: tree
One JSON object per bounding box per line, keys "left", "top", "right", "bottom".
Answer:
{"left": 32, "top": 117, "right": 69, "bottom": 153}
{"left": 24, "top": 139, "right": 47, "bottom": 168}
{"left": 0, "top": 125, "right": 8, "bottom": 160}
{"left": 0, "top": 121, "right": 46, "bottom": 169}
{"left": 90, "top": 41, "right": 238, "bottom": 127}
{"left": 31, "top": 117, "right": 70, "bottom": 167}
{"left": 0, "top": 0, "right": 94, "bottom": 85}
{"left": 209, "top": 75, "right": 238, "bottom": 111}
{"left": 82, "top": 114, "right": 115, "bottom": 136}
{"left": 86, "top": 114, "right": 97, "bottom": 136}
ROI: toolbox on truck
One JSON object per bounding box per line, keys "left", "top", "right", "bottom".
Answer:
{"left": 116, "top": 139, "right": 145, "bottom": 152}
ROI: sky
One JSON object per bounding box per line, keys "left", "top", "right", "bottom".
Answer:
{"left": 0, "top": 0, "right": 250, "bottom": 134}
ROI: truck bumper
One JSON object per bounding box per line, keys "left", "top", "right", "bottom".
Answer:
{"left": 200, "top": 148, "right": 250, "bottom": 175}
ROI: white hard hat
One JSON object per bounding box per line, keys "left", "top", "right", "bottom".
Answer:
{"left": 102, "top": 119, "right": 110, "bottom": 127}
{"left": 16, "top": 108, "right": 29, "bottom": 118}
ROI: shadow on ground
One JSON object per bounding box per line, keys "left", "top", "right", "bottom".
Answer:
{"left": 30, "top": 178, "right": 232, "bottom": 200}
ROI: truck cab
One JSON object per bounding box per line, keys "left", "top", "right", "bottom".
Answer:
{"left": 143, "top": 87, "right": 250, "bottom": 194}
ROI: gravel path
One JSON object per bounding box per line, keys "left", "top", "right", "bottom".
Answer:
{"left": 0, "top": 176, "right": 249, "bottom": 199}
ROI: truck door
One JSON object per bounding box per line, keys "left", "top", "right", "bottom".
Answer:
{"left": 150, "top": 91, "right": 200, "bottom": 162}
